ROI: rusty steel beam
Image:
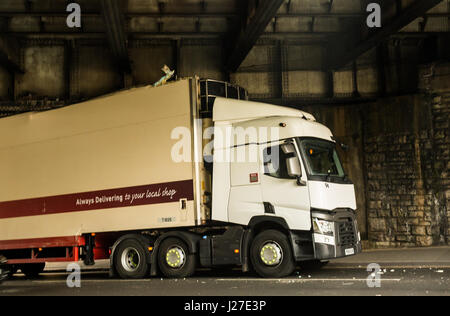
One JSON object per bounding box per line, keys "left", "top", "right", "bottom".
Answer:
{"left": 226, "top": 0, "right": 284, "bottom": 72}
{"left": 100, "top": 0, "right": 131, "bottom": 73}
{"left": 327, "top": 0, "right": 444, "bottom": 69}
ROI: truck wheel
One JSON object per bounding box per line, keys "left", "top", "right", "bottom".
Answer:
{"left": 20, "top": 263, "right": 45, "bottom": 279}
{"left": 114, "top": 239, "right": 149, "bottom": 279}
{"left": 158, "top": 238, "right": 196, "bottom": 278}
{"left": 250, "top": 230, "right": 295, "bottom": 278}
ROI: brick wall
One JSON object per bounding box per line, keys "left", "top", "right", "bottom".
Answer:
{"left": 364, "top": 64, "right": 449, "bottom": 247}
{"left": 365, "top": 132, "right": 439, "bottom": 247}
{"left": 430, "top": 93, "right": 450, "bottom": 244}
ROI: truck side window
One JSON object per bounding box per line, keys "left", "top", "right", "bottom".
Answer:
{"left": 263, "top": 145, "right": 297, "bottom": 180}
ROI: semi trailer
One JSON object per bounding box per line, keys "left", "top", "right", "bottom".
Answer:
{"left": 0, "top": 78, "right": 361, "bottom": 279}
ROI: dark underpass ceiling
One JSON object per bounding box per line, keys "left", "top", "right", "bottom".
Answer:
{"left": 0, "top": 0, "right": 449, "bottom": 116}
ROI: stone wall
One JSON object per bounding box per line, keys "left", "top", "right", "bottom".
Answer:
{"left": 429, "top": 92, "right": 450, "bottom": 245}
{"left": 364, "top": 91, "right": 449, "bottom": 247}
{"left": 364, "top": 130, "right": 435, "bottom": 247}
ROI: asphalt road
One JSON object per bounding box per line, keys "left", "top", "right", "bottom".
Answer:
{"left": 0, "top": 264, "right": 448, "bottom": 296}
{"left": 1, "top": 247, "right": 449, "bottom": 296}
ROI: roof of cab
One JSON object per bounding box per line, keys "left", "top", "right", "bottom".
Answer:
{"left": 213, "top": 97, "right": 316, "bottom": 123}
{"left": 230, "top": 116, "right": 334, "bottom": 146}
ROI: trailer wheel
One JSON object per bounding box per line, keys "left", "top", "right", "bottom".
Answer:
{"left": 114, "top": 239, "right": 149, "bottom": 279}
{"left": 250, "top": 230, "right": 295, "bottom": 278}
{"left": 20, "top": 263, "right": 45, "bottom": 279}
{"left": 158, "top": 238, "right": 196, "bottom": 278}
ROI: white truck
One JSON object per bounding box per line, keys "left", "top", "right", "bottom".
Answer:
{"left": 0, "top": 78, "right": 361, "bottom": 279}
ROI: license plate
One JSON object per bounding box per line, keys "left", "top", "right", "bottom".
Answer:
{"left": 345, "top": 248, "right": 355, "bottom": 256}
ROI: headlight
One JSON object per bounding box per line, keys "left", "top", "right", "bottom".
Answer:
{"left": 313, "top": 219, "right": 335, "bottom": 236}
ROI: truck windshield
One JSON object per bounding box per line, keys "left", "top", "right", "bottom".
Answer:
{"left": 298, "top": 138, "right": 345, "bottom": 180}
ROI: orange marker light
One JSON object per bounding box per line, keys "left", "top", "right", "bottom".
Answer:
{"left": 234, "top": 249, "right": 240, "bottom": 254}
{"left": 309, "top": 149, "right": 314, "bottom": 155}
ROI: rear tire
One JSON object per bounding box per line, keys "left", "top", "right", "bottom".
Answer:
{"left": 250, "top": 230, "right": 295, "bottom": 278}
{"left": 114, "top": 238, "right": 149, "bottom": 279}
{"left": 20, "top": 263, "right": 45, "bottom": 279}
{"left": 158, "top": 238, "right": 196, "bottom": 278}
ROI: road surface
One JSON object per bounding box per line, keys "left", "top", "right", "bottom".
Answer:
{"left": 1, "top": 247, "right": 449, "bottom": 296}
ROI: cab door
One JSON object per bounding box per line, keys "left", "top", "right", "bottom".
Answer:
{"left": 259, "top": 139, "right": 311, "bottom": 231}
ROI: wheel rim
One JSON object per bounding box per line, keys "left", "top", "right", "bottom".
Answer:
{"left": 260, "top": 241, "right": 283, "bottom": 267}
{"left": 121, "top": 247, "right": 141, "bottom": 272}
{"left": 165, "top": 246, "right": 186, "bottom": 269}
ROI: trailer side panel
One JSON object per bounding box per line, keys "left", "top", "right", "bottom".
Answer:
{"left": 0, "top": 80, "right": 197, "bottom": 243}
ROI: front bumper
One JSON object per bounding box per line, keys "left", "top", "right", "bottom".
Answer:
{"left": 312, "top": 209, "right": 362, "bottom": 260}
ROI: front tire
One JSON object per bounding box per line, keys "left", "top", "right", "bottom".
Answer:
{"left": 250, "top": 230, "right": 295, "bottom": 278}
{"left": 114, "top": 238, "right": 149, "bottom": 279}
{"left": 158, "top": 238, "right": 196, "bottom": 278}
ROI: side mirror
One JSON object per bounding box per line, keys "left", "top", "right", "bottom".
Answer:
{"left": 284, "top": 145, "right": 307, "bottom": 186}
{"left": 281, "top": 143, "right": 296, "bottom": 155}
{"left": 286, "top": 157, "right": 301, "bottom": 178}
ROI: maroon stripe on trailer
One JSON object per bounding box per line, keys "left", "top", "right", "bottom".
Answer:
{"left": 0, "top": 179, "right": 194, "bottom": 220}
{"left": 0, "top": 235, "right": 85, "bottom": 250}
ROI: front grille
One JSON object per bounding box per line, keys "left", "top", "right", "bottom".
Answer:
{"left": 338, "top": 219, "right": 356, "bottom": 246}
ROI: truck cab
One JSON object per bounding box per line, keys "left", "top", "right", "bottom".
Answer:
{"left": 203, "top": 93, "right": 362, "bottom": 276}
